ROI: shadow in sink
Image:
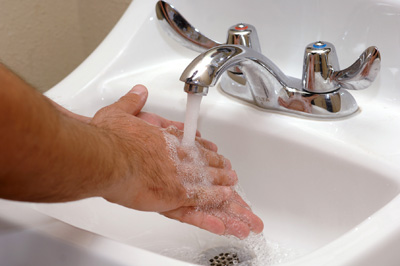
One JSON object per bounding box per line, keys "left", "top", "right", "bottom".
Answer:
{"left": 0, "top": 218, "right": 121, "bottom": 266}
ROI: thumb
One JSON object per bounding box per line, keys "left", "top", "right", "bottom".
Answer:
{"left": 113, "top": 84, "right": 148, "bottom": 115}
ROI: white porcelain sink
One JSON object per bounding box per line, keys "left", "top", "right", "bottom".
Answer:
{"left": 2, "top": 0, "right": 400, "bottom": 265}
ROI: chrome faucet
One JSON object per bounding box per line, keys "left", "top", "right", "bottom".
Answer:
{"left": 156, "top": 1, "right": 381, "bottom": 118}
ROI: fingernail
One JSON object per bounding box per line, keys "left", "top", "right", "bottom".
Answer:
{"left": 210, "top": 142, "right": 218, "bottom": 152}
{"left": 251, "top": 216, "right": 265, "bottom": 234}
{"left": 224, "top": 159, "right": 232, "bottom": 169}
{"left": 229, "top": 170, "right": 238, "bottom": 184}
{"left": 130, "top": 85, "right": 147, "bottom": 98}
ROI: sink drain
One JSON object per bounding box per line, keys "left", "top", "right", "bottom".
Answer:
{"left": 208, "top": 252, "right": 239, "bottom": 266}
{"left": 198, "top": 246, "right": 254, "bottom": 266}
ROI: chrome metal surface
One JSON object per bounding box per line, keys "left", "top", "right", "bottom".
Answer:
{"left": 181, "top": 46, "right": 290, "bottom": 87}
{"left": 226, "top": 24, "right": 261, "bottom": 53}
{"left": 199, "top": 246, "right": 253, "bottom": 266}
{"left": 180, "top": 45, "right": 379, "bottom": 118}
{"left": 303, "top": 41, "right": 340, "bottom": 93}
{"left": 156, "top": 1, "right": 260, "bottom": 94}
{"left": 334, "top": 46, "right": 381, "bottom": 90}
{"left": 208, "top": 252, "right": 239, "bottom": 266}
{"left": 303, "top": 41, "right": 381, "bottom": 93}
{"left": 158, "top": 1, "right": 381, "bottom": 118}
{"left": 156, "top": 0, "right": 220, "bottom": 52}
{"left": 156, "top": 1, "right": 261, "bottom": 53}
{"left": 184, "top": 83, "right": 208, "bottom": 96}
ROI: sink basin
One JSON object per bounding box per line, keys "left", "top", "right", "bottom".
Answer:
{"left": 31, "top": 87, "right": 400, "bottom": 264}
{"left": 3, "top": 0, "right": 400, "bottom": 265}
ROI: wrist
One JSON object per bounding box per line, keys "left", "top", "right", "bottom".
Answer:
{"left": 54, "top": 116, "right": 125, "bottom": 201}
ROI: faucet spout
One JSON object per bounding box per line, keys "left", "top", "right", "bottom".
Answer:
{"left": 183, "top": 83, "right": 209, "bottom": 95}
{"left": 180, "top": 45, "right": 289, "bottom": 96}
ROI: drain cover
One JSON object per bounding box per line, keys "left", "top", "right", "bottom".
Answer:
{"left": 208, "top": 252, "right": 239, "bottom": 266}
{"left": 198, "top": 245, "right": 254, "bottom": 266}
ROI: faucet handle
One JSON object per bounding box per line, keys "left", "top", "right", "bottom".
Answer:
{"left": 302, "top": 41, "right": 381, "bottom": 93}
{"left": 156, "top": 1, "right": 261, "bottom": 53}
{"left": 302, "top": 41, "right": 340, "bottom": 93}
{"left": 156, "top": 0, "right": 221, "bottom": 52}
{"left": 226, "top": 23, "right": 261, "bottom": 53}
{"left": 333, "top": 46, "right": 381, "bottom": 90}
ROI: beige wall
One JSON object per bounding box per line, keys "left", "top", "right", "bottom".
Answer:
{"left": 0, "top": 0, "right": 132, "bottom": 92}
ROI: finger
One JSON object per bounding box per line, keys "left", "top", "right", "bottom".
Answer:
{"left": 207, "top": 168, "right": 238, "bottom": 186}
{"left": 225, "top": 199, "right": 264, "bottom": 234}
{"left": 162, "top": 207, "right": 226, "bottom": 235}
{"left": 195, "top": 137, "right": 218, "bottom": 152}
{"left": 165, "top": 126, "right": 210, "bottom": 147}
{"left": 184, "top": 185, "right": 233, "bottom": 207}
{"left": 278, "top": 97, "right": 288, "bottom": 108}
{"left": 201, "top": 149, "right": 232, "bottom": 169}
{"left": 205, "top": 201, "right": 263, "bottom": 238}
{"left": 163, "top": 202, "right": 263, "bottom": 239}
{"left": 230, "top": 191, "right": 251, "bottom": 209}
{"left": 112, "top": 84, "right": 148, "bottom": 115}
{"left": 165, "top": 125, "right": 184, "bottom": 138}
{"left": 137, "top": 112, "right": 185, "bottom": 130}
{"left": 173, "top": 161, "right": 237, "bottom": 187}
{"left": 162, "top": 207, "right": 251, "bottom": 239}
{"left": 209, "top": 209, "right": 251, "bottom": 239}
{"left": 226, "top": 220, "right": 251, "bottom": 239}
{"left": 162, "top": 118, "right": 185, "bottom": 130}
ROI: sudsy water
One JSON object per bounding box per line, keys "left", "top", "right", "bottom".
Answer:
{"left": 161, "top": 94, "right": 299, "bottom": 265}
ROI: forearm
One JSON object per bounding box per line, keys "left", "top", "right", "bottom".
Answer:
{"left": 0, "top": 69, "right": 264, "bottom": 238}
{"left": 0, "top": 64, "right": 117, "bottom": 202}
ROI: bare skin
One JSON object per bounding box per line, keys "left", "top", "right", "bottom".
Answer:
{"left": 0, "top": 63, "right": 263, "bottom": 239}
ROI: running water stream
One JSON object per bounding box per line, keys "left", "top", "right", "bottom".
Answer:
{"left": 182, "top": 94, "right": 203, "bottom": 146}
